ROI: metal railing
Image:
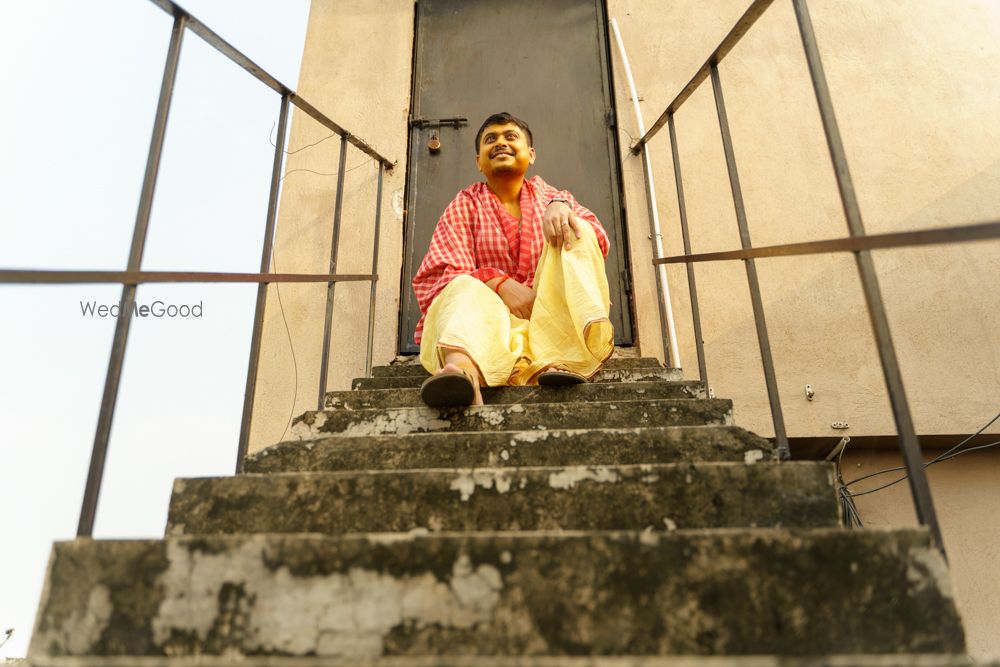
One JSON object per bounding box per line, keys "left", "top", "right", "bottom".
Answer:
{"left": 0, "top": 0, "right": 393, "bottom": 537}
{"left": 630, "top": 0, "right": 1000, "bottom": 558}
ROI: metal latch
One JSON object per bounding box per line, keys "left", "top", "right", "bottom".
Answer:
{"left": 409, "top": 117, "right": 468, "bottom": 154}
{"left": 409, "top": 117, "right": 468, "bottom": 128}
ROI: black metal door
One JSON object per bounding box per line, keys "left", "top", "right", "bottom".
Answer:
{"left": 399, "top": 0, "right": 633, "bottom": 353}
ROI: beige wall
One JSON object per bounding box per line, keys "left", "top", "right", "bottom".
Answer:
{"left": 609, "top": 0, "right": 1000, "bottom": 439}
{"left": 249, "top": 0, "right": 415, "bottom": 453}
{"left": 842, "top": 448, "right": 1000, "bottom": 657}
{"left": 254, "top": 0, "right": 1000, "bottom": 448}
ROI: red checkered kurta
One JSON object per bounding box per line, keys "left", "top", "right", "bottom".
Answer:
{"left": 412, "top": 175, "right": 610, "bottom": 343}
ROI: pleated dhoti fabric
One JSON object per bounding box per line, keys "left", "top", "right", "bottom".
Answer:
{"left": 419, "top": 222, "right": 614, "bottom": 386}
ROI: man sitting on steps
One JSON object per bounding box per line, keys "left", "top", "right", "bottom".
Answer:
{"left": 412, "top": 112, "right": 615, "bottom": 407}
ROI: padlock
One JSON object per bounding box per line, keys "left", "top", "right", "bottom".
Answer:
{"left": 428, "top": 132, "right": 441, "bottom": 153}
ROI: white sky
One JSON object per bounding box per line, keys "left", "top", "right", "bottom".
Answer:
{"left": 0, "top": 0, "right": 312, "bottom": 657}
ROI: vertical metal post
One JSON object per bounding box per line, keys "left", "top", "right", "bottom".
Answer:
{"left": 609, "top": 17, "right": 681, "bottom": 368}
{"left": 365, "top": 164, "right": 385, "bottom": 377}
{"left": 667, "top": 113, "right": 709, "bottom": 388}
{"left": 638, "top": 147, "right": 675, "bottom": 365}
{"left": 317, "top": 135, "right": 350, "bottom": 409}
{"left": 709, "top": 63, "right": 790, "bottom": 460}
{"left": 77, "top": 14, "right": 186, "bottom": 537}
{"left": 235, "top": 93, "right": 290, "bottom": 473}
{"left": 792, "top": 0, "right": 945, "bottom": 555}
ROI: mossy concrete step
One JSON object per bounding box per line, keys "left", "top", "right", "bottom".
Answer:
{"left": 22, "top": 656, "right": 990, "bottom": 667}
{"left": 168, "top": 462, "right": 837, "bottom": 536}
{"left": 353, "top": 367, "right": 685, "bottom": 390}
{"left": 372, "top": 357, "right": 664, "bottom": 378}
{"left": 247, "top": 425, "right": 772, "bottom": 473}
{"left": 291, "top": 399, "right": 732, "bottom": 439}
{"left": 30, "top": 529, "right": 963, "bottom": 659}
{"left": 327, "top": 381, "right": 705, "bottom": 410}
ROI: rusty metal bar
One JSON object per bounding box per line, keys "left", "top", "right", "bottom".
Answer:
{"left": 710, "top": 62, "right": 790, "bottom": 460}
{"left": 365, "top": 164, "right": 385, "bottom": 377}
{"left": 653, "top": 220, "right": 1000, "bottom": 265}
{"left": 145, "top": 0, "right": 393, "bottom": 169}
{"left": 235, "top": 93, "right": 290, "bottom": 474}
{"left": 667, "top": 113, "right": 708, "bottom": 387}
{"left": 633, "top": 0, "right": 776, "bottom": 153}
{"left": 792, "top": 0, "right": 946, "bottom": 555}
{"left": 0, "top": 270, "right": 376, "bottom": 284}
{"left": 317, "top": 135, "right": 350, "bottom": 409}
{"left": 77, "top": 13, "right": 186, "bottom": 538}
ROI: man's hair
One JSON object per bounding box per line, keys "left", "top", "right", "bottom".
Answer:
{"left": 474, "top": 112, "right": 533, "bottom": 153}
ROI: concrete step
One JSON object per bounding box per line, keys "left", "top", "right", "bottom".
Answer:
{"left": 327, "top": 381, "right": 705, "bottom": 410}
{"left": 353, "top": 367, "right": 685, "bottom": 390}
{"left": 30, "top": 528, "right": 963, "bottom": 659}
{"left": 168, "top": 462, "right": 837, "bottom": 536}
{"left": 247, "top": 425, "right": 772, "bottom": 473}
{"left": 22, "top": 655, "right": 990, "bottom": 666}
{"left": 371, "top": 357, "right": 664, "bottom": 378}
{"left": 291, "top": 399, "right": 732, "bottom": 439}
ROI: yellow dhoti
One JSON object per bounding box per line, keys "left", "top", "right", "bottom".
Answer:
{"left": 419, "top": 222, "right": 614, "bottom": 386}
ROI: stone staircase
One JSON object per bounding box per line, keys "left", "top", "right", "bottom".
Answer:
{"left": 27, "top": 356, "right": 973, "bottom": 666}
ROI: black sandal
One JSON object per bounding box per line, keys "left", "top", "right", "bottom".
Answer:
{"left": 537, "top": 368, "right": 587, "bottom": 386}
{"left": 420, "top": 368, "right": 477, "bottom": 407}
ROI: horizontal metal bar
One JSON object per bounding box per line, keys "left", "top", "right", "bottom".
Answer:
{"left": 654, "top": 220, "right": 1000, "bottom": 265}
{"left": 145, "top": 0, "right": 394, "bottom": 169}
{"left": 0, "top": 270, "right": 377, "bottom": 285}
{"left": 633, "top": 0, "right": 776, "bottom": 153}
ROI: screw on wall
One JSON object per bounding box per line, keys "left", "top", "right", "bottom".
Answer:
{"left": 831, "top": 421, "right": 850, "bottom": 430}
{"left": 805, "top": 384, "right": 815, "bottom": 401}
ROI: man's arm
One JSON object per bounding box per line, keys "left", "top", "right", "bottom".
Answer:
{"left": 412, "top": 194, "right": 491, "bottom": 316}
{"left": 413, "top": 192, "right": 528, "bottom": 318}
{"left": 535, "top": 178, "right": 610, "bottom": 256}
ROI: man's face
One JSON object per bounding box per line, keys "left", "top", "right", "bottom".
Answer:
{"left": 475, "top": 122, "right": 535, "bottom": 178}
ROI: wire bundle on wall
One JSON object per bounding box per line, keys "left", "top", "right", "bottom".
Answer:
{"left": 836, "top": 410, "right": 1000, "bottom": 527}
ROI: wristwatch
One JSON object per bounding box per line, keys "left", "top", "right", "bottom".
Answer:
{"left": 548, "top": 197, "right": 570, "bottom": 206}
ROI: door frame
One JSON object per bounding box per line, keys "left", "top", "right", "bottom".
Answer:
{"left": 397, "top": 0, "right": 636, "bottom": 354}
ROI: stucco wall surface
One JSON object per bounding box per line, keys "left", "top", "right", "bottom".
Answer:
{"left": 842, "top": 448, "right": 1000, "bottom": 658}
{"left": 607, "top": 0, "right": 1000, "bottom": 439}
{"left": 249, "top": 0, "right": 415, "bottom": 454}
{"left": 253, "top": 0, "right": 999, "bottom": 450}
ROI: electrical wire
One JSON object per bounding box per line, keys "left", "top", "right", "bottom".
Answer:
{"left": 269, "top": 121, "right": 340, "bottom": 155}
{"left": 834, "top": 435, "right": 864, "bottom": 528}
{"left": 268, "top": 120, "right": 376, "bottom": 181}
{"left": 270, "top": 248, "right": 298, "bottom": 443}
{"left": 834, "top": 410, "right": 1000, "bottom": 516}
{"left": 280, "top": 161, "right": 372, "bottom": 182}
{"left": 262, "top": 124, "right": 379, "bottom": 442}
{"left": 843, "top": 410, "right": 1000, "bottom": 490}
{"left": 846, "top": 438, "right": 1000, "bottom": 499}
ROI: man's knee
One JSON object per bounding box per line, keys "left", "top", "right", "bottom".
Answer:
{"left": 439, "top": 274, "right": 489, "bottom": 298}
{"left": 576, "top": 222, "right": 598, "bottom": 241}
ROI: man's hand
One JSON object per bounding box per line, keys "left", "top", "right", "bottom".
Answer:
{"left": 490, "top": 277, "right": 536, "bottom": 320}
{"left": 543, "top": 200, "right": 582, "bottom": 251}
